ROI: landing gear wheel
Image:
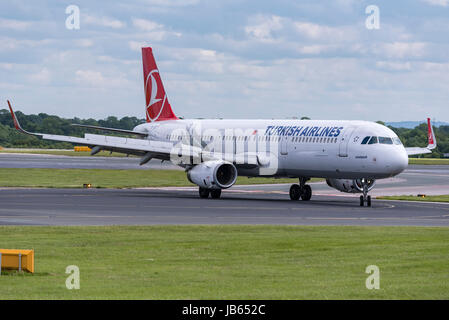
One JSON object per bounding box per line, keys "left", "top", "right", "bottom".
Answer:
{"left": 199, "top": 187, "right": 210, "bottom": 198}
{"left": 359, "top": 178, "right": 372, "bottom": 207}
{"left": 301, "top": 185, "right": 312, "bottom": 201}
{"left": 289, "top": 184, "right": 301, "bottom": 201}
{"left": 210, "top": 189, "right": 222, "bottom": 199}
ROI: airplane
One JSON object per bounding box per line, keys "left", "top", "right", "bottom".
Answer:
{"left": 7, "top": 47, "right": 437, "bottom": 207}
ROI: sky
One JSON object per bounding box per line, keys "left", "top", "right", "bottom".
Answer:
{"left": 1, "top": 0, "right": 449, "bottom": 122}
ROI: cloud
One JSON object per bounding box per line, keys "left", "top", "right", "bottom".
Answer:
{"left": 293, "top": 22, "right": 354, "bottom": 42}
{"left": 83, "top": 14, "right": 125, "bottom": 29}
{"left": 245, "top": 15, "right": 284, "bottom": 41}
{"left": 379, "top": 42, "right": 427, "bottom": 58}
{"left": 28, "top": 68, "right": 51, "bottom": 84}
{"left": 75, "top": 39, "right": 94, "bottom": 48}
{"left": 132, "top": 18, "right": 164, "bottom": 31}
{"left": 2, "top": 0, "right": 449, "bottom": 121}
{"left": 129, "top": 41, "right": 148, "bottom": 51}
{"left": 128, "top": 24, "right": 181, "bottom": 47}
{"left": 75, "top": 70, "right": 104, "bottom": 86}
{"left": 0, "top": 18, "right": 31, "bottom": 30}
{"left": 140, "top": 0, "right": 200, "bottom": 6}
{"left": 0, "top": 37, "right": 53, "bottom": 51}
{"left": 422, "top": 0, "right": 449, "bottom": 6}
{"left": 244, "top": 14, "right": 358, "bottom": 46}
{"left": 297, "top": 45, "right": 333, "bottom": 54}
{"left": 0, "top": 63, "right": 13, "bottom": 70}
{"left": 75, "top": 70, "right": 131, "bottom": 88}
{"left": 131, "top": 18, "right": 174, "bottom": 40}
{"left": 376, "top": 61, "right": 412, "bottom": 71}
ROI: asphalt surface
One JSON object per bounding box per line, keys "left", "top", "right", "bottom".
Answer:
{"left": 0, "top": 187, "right": 448, "bottom": 226}
{"left": 0, "top": 153, "right": 180, "bottom": 170}
{"left": 0, "top": 154, "right": 448, "bottom": 226}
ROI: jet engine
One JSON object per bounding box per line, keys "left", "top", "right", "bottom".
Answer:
{"left": 187, "top": 160, "right": 238, "bottom": 189}
{"left": 326, "top": 178, "right": 376, "bottom": 193}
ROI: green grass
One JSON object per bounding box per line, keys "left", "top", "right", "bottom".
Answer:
{"left": 378, "top": 195, "right": 449, "bottom": 203}
{"left": 0, "top": 225, "right": 449, "bottom": 299}
{"left": 0, "top": 149, "right": 131, "bottom": 157}
{"left": 0, "top": 168, "right": 315, "bottom": 188}
{"left": 409, "top": 158, "right": 449, "bottom": 165}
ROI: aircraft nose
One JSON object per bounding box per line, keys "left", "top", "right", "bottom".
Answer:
{"left": 389, "top": 148, "right": 408, "bottom": 175}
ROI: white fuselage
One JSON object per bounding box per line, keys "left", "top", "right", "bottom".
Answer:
{"left": 134, "top": 119, "right": 409, "bottom": 180}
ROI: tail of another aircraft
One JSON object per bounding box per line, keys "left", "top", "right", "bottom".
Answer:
{"left": 427, "top": 117, "right": 437, "bottom": 149}
{"left": 142, "top": 47, "right": 178, "bottom": 122}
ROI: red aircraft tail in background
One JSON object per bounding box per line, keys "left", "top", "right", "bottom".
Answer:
{"left": 427, "top": 117, "right": 437, "bottom": 149}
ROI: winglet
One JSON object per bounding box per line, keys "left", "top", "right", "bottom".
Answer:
{"left": 426, "top": 117, "right": 437, "bottom": 150}
{"left": 7, "top": 100, "right": 39, "bottom": 136}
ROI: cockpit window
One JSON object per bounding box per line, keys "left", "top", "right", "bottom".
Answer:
{"left": 393, "top": 137, "right": 402, "bottom": 145}
{"left": 364, "top": 136, "right": 397, "bottom": 145}
{"left": 361, "top": 136, "right": 370, "bottom": 144}
{"left": 379, "top": 137, "right": 393, "bottom": 144}
{"left": 368, "top": 136, "right": 378, "bottom": 144}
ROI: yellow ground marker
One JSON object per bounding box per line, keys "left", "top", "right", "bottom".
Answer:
{"left": 0, "top": 249, "right": 34, "bottom": 273}
{"left": 74, "top": 146, "right": 91, "bottom": 152}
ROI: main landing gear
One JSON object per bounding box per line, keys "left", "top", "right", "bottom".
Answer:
{"left": 289, "top": 178, "right": 312, "bottom": 201}
{"left": 199, "top": 187, "right": 222, "bottom": 199}
{"left": 359, "top": 178, "right": 372, "bottom": 207}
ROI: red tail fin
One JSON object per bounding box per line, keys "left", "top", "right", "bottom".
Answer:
{"left": 427, "top": 117, "right": 437, "bottom": 149}
{"left": 142, "top": 47, "right": 178, "bottom": 122}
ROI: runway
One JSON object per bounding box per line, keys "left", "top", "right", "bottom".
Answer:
{"left": 0, "top": 185, "right": 448, "bottom": 227}
{"left": 0, "top": 153, "right": 448, "bottom": 227}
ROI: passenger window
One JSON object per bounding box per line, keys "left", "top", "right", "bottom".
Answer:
{"left": 368, "top": 136, "right": 378, "bottom": 144}
{"left": 361, "top": 136, "right": 370, "bottom": 144}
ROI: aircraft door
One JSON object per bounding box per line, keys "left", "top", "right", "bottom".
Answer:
{"left": 338, "top": 127, "right": 356, "bottom": 157}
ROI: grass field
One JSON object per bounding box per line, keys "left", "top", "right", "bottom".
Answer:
{"left": 0, "top": 225, "right": 448, "bottom": 299}
{"left": 378, "top": 195, "right": 449, "bottom": 203}
{"left": 0, "top": 168, "right": 317, "bottom": 188}
{"left": 408, "top": 158, "right": 449, "bottom": 165}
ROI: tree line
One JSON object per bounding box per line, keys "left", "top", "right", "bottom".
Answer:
{"left": 0, "top": 109, "right": 447, "bottom": 158}
{"left": 0, "top": 109, "right": 145, "bottom": 149}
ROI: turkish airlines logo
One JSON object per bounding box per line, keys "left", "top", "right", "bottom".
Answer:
{"left": 145, "top": 69, "right": 167, "bottom": 122}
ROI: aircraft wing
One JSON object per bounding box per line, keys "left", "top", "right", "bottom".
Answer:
{"left": 7, "top": 100, "right": 174, "bottom": 161}
{"left": 404, "top": 118, "right": 437, "bottom": 156}
{"left": 70, "top": 124, "right": 148, "bottom": 137}
{"left": 7, "top": 101, "right": 263, "bottom": 166}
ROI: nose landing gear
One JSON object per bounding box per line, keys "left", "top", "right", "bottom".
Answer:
{"left": 359, "top": 179, "right": 372, "bottom": 207}
{"left": 289, "top": 178, "right": 312, "bottom": 201}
